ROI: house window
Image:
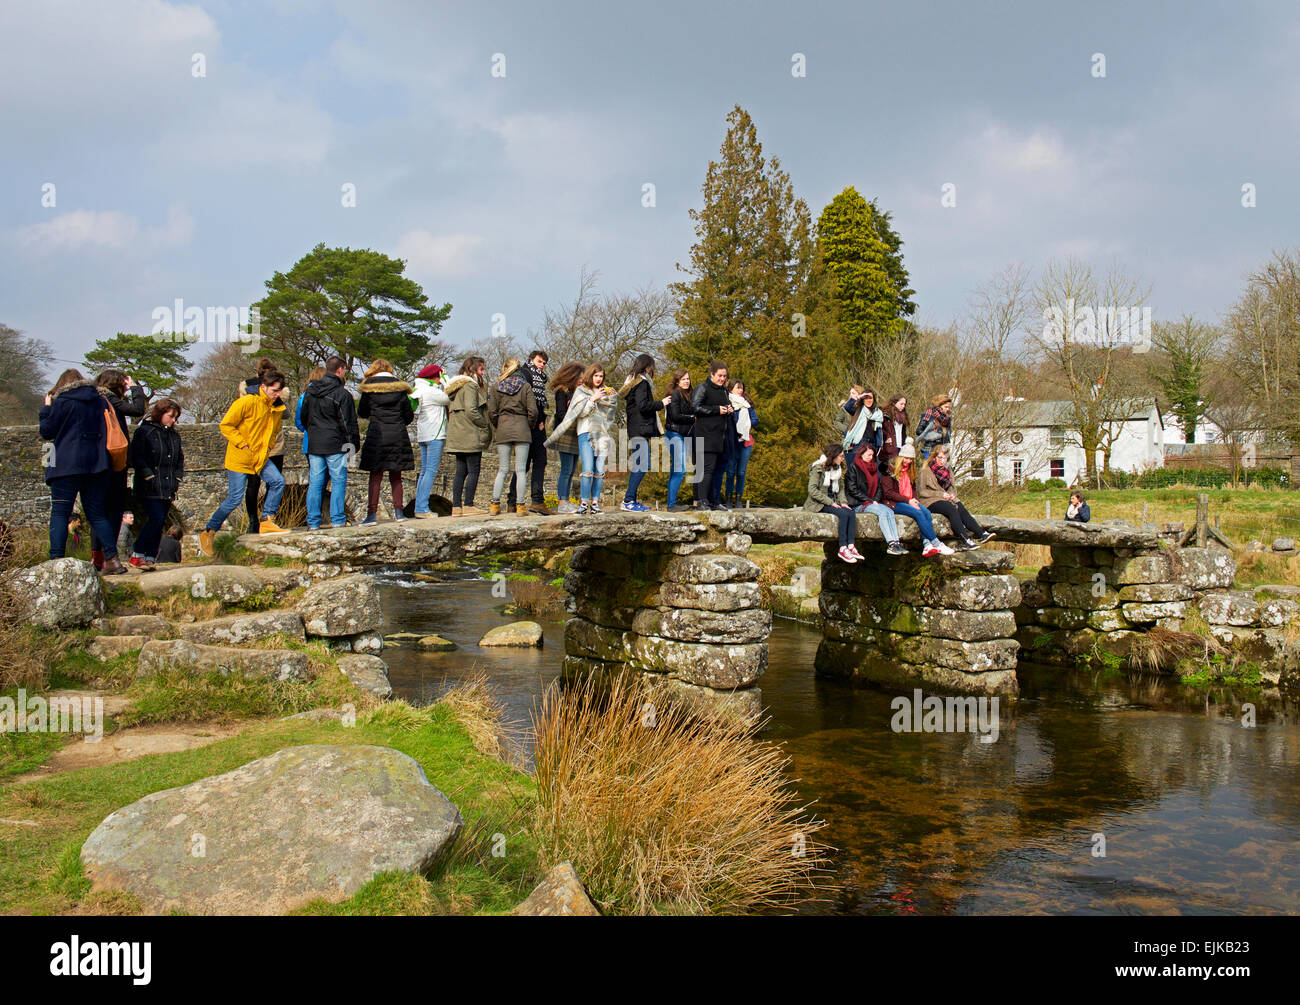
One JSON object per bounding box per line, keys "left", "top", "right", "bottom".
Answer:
{"left": 974, "top": 429, "right": 985, "bottom": 448}
{"left": 1049, "top": 426, "right": 1066, "bottom": 450}
{"left": 1050, "top": 458, "right": 1065, "bottom": 479}
{"left": 970, "top": 459, "right": 985, "bottom": 478}
{"left": 1012, "top": 459, "right": 1023, "bottom": 485}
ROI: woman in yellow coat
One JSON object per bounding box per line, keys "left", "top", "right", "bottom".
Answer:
{"left": 199, "top": 369, "right": 289, "bottom": 555}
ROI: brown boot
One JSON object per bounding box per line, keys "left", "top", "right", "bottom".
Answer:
{"left": 489, "top": 501, "right": 501, "bottom": 516}
{"left": 462, "top": 504, "right": 488, "bottom": 516}
{"left": 199, "top": 530, "right": 215, "bottom": 557}
{"left": 516, "top": 504, "right": 528, "bottom": 516}
{"left": 259, "top": 518, "right": 288, "bottom": 535}
{"left": 527, "top": 501, "right": 551, "bottom": 515}
{"left": 450, "top": 506, "right": 463, "bottom": 517}
{"left": 100, "top": 557, "right": 127, "bottom": 576}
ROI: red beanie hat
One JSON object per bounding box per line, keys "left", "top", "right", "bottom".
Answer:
{"left": 418, "top": 364, "right": 443, "bottom": 380}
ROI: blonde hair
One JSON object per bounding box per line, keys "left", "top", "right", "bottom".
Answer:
{"left": 364, "top": 358, "right": 394, "bottom": 379}
{"left": 890, "top": 454, "right": 911, "bottom": 480}
{"left": 497, "top": 358, "right": 521, "bottom": 382}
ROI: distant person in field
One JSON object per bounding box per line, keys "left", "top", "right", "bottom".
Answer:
{"left": 1065, "top": 491, "right": 1091, "bottom": 523}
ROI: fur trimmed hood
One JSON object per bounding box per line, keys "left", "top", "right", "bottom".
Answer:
{"left": 358, "top": 375, "right": 412, "bottom": 394}
{"left": 50, "top": 378, "right": 105, "bottom": 401}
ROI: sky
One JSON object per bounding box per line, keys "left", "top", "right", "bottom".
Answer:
{"left": 2, "top": 0, "right": 1297, "bottom": 371}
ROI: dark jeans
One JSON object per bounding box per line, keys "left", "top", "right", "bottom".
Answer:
{"left": 695, "top": 450, "right": 723, "bottom": 506}
{"left": 821, "top": 504, "right": 858, "bottom": 548}
{"left": 926, "top": 499, "right": 985, "bottom": 541}
{"left": 452, "top": 452, "right": 481, "bottom": 506}
{"left": 367, "top": 470, "right": 404, "bottom": 515}
{"left": 724, "top": 443, "right": 753, "bottom": 502}
{"left": 90, "top": 469, "right": 130, "bottom": 553}
{"left": 507, "top": 424, "right": 548, "bottom": 505}
{"left": 244, "top": 454, "right": 285, "bottom": 532}
{"left": 49, "top": 473, "right": 117, "bottom": 560}
{"left": 133, "top": 497, "right": 171, "bottom": 560}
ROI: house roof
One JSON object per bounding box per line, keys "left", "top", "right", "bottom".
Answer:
{"left": 1001, "top": 397, "right": 1161, "bottom": 429}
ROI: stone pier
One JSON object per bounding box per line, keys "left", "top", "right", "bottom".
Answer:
{"left": 561, "top": 532, "right": 769, "bottom": 722}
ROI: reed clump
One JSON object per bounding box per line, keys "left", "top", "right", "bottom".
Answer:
{"left": 531, "top": 674, "right": 829, "bottom": 915}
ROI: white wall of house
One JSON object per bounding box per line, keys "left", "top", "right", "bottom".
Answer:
{"left": 963, "top": 403, "right": 1165, "bottom": 485}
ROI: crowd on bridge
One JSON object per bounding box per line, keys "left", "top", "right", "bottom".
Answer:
{"left": 35, "top": 352, "right": 1091, "bottom": 573}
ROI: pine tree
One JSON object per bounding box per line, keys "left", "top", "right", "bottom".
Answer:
{"left": 808, "top": 186, "right": 916, "bottom": 365}
{"left": 669, "top": 106, "right": 819, "bottom": 504}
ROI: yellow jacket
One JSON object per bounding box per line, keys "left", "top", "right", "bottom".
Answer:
{"left": 219, "top": 391, "right": 286, "bottom": 474}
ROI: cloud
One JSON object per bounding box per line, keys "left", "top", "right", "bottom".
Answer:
{"left": 13, "top": 204, "right": 194, "bottom": 255}
{"left": 393, "top": 229, "right": 486, "bottom": 280}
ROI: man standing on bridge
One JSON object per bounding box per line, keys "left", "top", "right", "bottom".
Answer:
{"left": 199, "top": 369, "right": 290, "bottom": 556}
{"left": 301, "top": 356, "right": 362, "bottom": 530}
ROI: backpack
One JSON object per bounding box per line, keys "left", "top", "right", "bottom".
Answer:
{"left": 104, "top": 407, "right": 128, "bottom": 472}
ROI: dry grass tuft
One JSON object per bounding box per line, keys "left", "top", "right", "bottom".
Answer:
{"left": 1132, "top": 625, "right": 1227, "bottom": 675}
{"left": 531, "top": 674, "right": 829, "bottom": 915}
{"left": 435, "top": 672, "right": 515, "bottom": 761}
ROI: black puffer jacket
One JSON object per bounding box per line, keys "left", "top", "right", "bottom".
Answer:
{"left": 621, "top": 376, "right": 664, "bottom": 441}
{"left": 358, "top": 373, "right": 415, "bottom": 471}
{"left": 690, "top": 379, "right": 731, "bottom": 453}
{"left": 300, "top": 373, "right": 361, "bottom": 457}
{"left": 102, "top": 384, "right": 147, "bottom": 436}
{"left": 129, "top": 419, "right": 185, "bottom": 500}
{"left": 38, "top": 380, "right": 111, "bottom": 481}
{"left": 665, "top": 388, "right": 695, "bottom": 436}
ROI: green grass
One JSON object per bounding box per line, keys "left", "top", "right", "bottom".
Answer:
{"left": 0, "top": 702, "right": 538, "bottom": 916}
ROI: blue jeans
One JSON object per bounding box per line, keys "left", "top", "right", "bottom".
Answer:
{"left": 724, "top": 443, "right": 753, "bottom": 501}
{"left": 855, "top": 501, "right": 899, "bottom": 544}
{"left": 623, "top": 435, "right": 652, "bottom": 502}
{"left": 414, "top": 439, "right": 445, "bottom": 515}
{"left": 208, "top": 462, "right": 284, "bottom": 531}
{"left": 665, "top": 432, "right": 687, "bottom": 507}
{"left": 48, "top": 473, "right": 116, "bottom": 560}
{"left": 307, "top": 453, "right": 349, "bottom": 528}
{"left": 892, "top": 502, "right": 937, "bottom": 544}
{"left": 133, "top": 497, "right": 172, "bottom": 560}
{"left": 557, "top": 450, "right": 578, "bottom": 502}
{"left": 578, "top": 432, "right": 606, "bottom": 503}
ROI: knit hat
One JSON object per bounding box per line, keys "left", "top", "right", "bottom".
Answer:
{"left": 899, "top": 443, "right": 916, "bottom": 460}
{"left": 418, "top": 364, "right": 443, "bottom": 380}
{"left": 932, "top": 393, "right": 952, "bottom": 407}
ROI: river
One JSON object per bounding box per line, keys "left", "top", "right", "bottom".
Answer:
{"left": 374, "top": 568, "right": 1300, "bottom": 915}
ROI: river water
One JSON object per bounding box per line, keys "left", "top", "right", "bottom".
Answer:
{"left": 375, "top": 568, "right": 1300, "bottom": 916}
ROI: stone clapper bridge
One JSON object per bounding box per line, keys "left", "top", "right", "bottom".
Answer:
{"left": 238, "top": 508, "right": 1271, "bottom": 722}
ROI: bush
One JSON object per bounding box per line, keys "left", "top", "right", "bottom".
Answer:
{"left": 1097, "top": 466, "right": 1291, "bottom": 491}
{"left": 531, "top": 675, "right": 827, "bottom": 914}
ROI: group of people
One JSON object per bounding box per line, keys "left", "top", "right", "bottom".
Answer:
{"left": 809, "top": 385, "right": 993, "bottom": 563}
{"left": 39, "top": 368, "right": 186, "bottom": 572}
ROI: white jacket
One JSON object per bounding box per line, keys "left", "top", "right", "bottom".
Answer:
{"left": 411, "top": 376, "right": 451, "bottom": 442}
{"left": 545, "top": 384, "right": 617, "bottom": 455}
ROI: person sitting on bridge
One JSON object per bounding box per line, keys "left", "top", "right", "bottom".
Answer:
{"left": 1065, "top": 491, "right": 1091, "bottom": 523}
{"left": 916, "top": 444, "right": 993, "bottom": 549}
{"left": 804, "top": 443, "right": 863, "bottom": 564}
{"left": 881, "top": 443, "right": 953, "bottom": 558}
{"left": 844, "top": 440, "right": 906, "bottom": 556}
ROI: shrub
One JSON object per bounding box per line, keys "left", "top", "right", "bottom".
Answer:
{"left": 531, "top": 675, "right": 828, "bottom": 915}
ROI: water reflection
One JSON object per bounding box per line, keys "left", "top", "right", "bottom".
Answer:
{"left": 376, "top": 570, "right": 1300, "bottom": 916}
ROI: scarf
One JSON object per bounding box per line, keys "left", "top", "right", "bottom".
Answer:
{"left": 930, "top": 459, "right": 953, "bottom": 490}
{"left": 729, "top": 392, "right": 751, "bottom": 440}
{"left": 843, "top": 401, "right": 882, "bottom": 451}
{"left": 815, "top": 456, "right": 841, "bottom": 494}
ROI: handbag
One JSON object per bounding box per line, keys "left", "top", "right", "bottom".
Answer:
{"left": 104, "top": 407, "right": 128, "bottom": 472}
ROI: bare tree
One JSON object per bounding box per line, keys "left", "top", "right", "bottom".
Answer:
{"left": 0, "top": 323, "right": 54, "bottom": 424}
{"left": 1033, "top": 258, "right": 1152, "bottom": 486}
{"left": 1225, "top": 249, "right": 1300, "bottom": 446}
{"left": 171, "top": 342, "right": 259, "bottom": 422}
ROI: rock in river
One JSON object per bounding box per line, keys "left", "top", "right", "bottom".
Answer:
{"left": 479, "top": 621, "right": 544, "bottom": 647}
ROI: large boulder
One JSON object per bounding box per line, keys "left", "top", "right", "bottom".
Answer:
{"left": 337, "top": 654, "right": 393, "bottom": 699}
{"left": 88, "top": 635, "right": 147, "bottom": 662}
{"left": 1171, "top": 548, "right": 1236, "bottom": 591}
{"left": 136, "top": 639, "right": 311, "bottom": 682}
{"left": 295, "top": 574, "right": 383, "bottom": 636}
{"left": 4, "top": 558, "right": 104, "bottom": 629}
{"left": 91, "top": 614, "right": 174, "bottom": 638}
{"left": 179, "top": 610, "right": 306, "bottom": 646}
{"left": 80, "top": 745, "right": 463, "bottom": 915}
{"left": 135, "top": 565, "right": 267, "bottom": 604}
{"left": 479, "top": 622, "right": 543, "bottom": 647}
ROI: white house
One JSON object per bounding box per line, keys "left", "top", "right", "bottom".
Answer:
{"left": 958, "top": 398, "right": 1166, "bottom": 486}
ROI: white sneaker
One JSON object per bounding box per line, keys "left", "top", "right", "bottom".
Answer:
{"left": 936, "top": 541, "right": 955, "bottom": 555}
{"left": 556, "top": 501, "right": 578, "bottom": 514}
{"left": 922, "top": 544, "right": 941, "bottom": 558}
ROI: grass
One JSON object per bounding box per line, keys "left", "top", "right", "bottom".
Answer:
{"left": 531, "top": 674, "right": 829, "bottom": 916}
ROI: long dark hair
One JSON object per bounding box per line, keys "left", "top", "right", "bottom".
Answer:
{"left": 459, "top": 355, "right": 487, "bottom": 387}
{"left": 550, "top": 361, "right": 584, "bottom": 392}
{"left": 823, "top": 443, "right": 844, "bottom": 467}
{"left": 96, "top": 368, "right": 128, "bottom": 397}
{"left": 148, "top": 398, "right": 182, "bottom": 423}
{"left": 728, "top": 379, "right": 752, "bottom": 405}
{"left": 884, "top": 395, "right": 908, "bottom": 425}
{"left": 629, "top": 353, "right": 656, "bottom": 380}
